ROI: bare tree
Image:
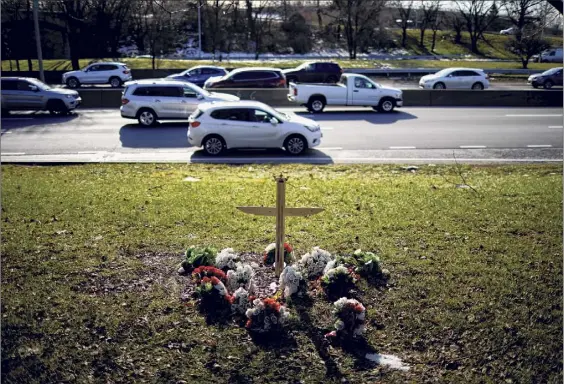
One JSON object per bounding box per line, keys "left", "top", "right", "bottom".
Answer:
{"left": 507, "top": 35, "right": 550, "bottom": 68}
{"left": 430, "top": 9, "right": 443, "bottom": 52}
{"left": 449, "top": 10, "right": 465, "bottom": 44}
{"left": 316, "top": 0, "right": 323, "bottom": 28}
{"left": 456, "top": 0, "right": 499, "bottom": 54}
{"left": 502, "top": 0, "right": 544, "bottom": 41}
{"left": 419, "top": 0, "right": 440, "bottom": 47}
{"left": 54, "top": 0, "right": 94, "bottom": 70}
{"left": 206, "top": 0, "right": 233, "bottom": 56}
{"left": 244, "top": 0, "right": 271, "bottom": 60}
{"left": 392, "top": 0, "right": 414, "bottom": 48}
{"left": 329, "top": 0, "right": 386, "bottom": 59}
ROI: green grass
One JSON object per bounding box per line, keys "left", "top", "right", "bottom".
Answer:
{"left": 2, "top": 164, "right": 562, "bottom": 383}
{"left": 2, "top": 31, "right": 561, "bottom": 72}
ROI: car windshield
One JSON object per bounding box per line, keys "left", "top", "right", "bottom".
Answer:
{"left": 27, "top": 78, "right": 51, "bottom": 90}
{"left": 188, "top": 83, "right": 210, "bottom": 96}
{"left": 541, "top": 68, "right": 562, "bottom": 75}
{"left": 180, "top": 69, "right": 191, "bottom": 76}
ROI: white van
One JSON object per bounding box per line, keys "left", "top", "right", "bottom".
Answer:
{"left": 538, "top": 48, "right": 563, "bottom": 63}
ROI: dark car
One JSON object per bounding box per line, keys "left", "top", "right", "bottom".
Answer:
{"left": 166, "top": 66, "right": 228, "bottom": 87}
{"left": 527, "top": 67, "right": 563, "bottom": 89}
{"left": 203, "top": 67, "right": 286, "bottom": 89}
{"left": 282, "top": 62, "right": 343, "bottom": 84}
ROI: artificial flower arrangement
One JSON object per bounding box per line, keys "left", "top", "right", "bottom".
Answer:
{"left": 245, "top": 297, "right": 290, "bottom": 334}
{"left": 179, "top": 246, "right": 217, "bottom": 274}
{"left": 279, "top": 265, "right": 308, "bottom": 299}
{"left": 263, "top": 242, "right": 294, "bottom": 266}
{"left": 350, "top": 249, "right": 390, "bottom": 280}
{"left": 231, "top": 287, "right": 250, "bottom": 316}
{"left": 297, "top": 246, "right": 334, "bottom": 280}
{"left": 192, "top": 266, "right": 234, "bottom": 311}
{"left": 215, "top": 247, "right": 241, "bottom": 272}
{"left": 320, "top": 265, "right": 358, "bottom": 299}
{"left": 226, "top": 263, "right": 256, "bottom": 294}
{"left": 327, "top": 297, "right": 366, "bottom": 339}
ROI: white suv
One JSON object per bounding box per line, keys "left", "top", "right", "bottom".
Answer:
{"left": 187, "top": 101, "right": 322, "bottom": 156}
{"left": 120, "top": 79, "right": 240, "bottom": 126}
{"left": 62, "top": 62, "right": 132, "bottom": 88}
{"left": 419, "top": 68, "right": 490, "bottom": 90}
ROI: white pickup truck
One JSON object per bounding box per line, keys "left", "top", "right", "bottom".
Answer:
{"left": 287, "top": 74, "right": 403, "bottom": 113}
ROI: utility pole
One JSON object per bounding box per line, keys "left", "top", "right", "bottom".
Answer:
{"left": 198, "top": 0, "right": 202, "bottom": 59}
{"left": 33, "top": 0, "right": 45, "bottom": 82}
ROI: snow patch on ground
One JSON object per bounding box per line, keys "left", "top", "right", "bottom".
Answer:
{"left": 365, "top": 353, "right": 410, "bottom": 371}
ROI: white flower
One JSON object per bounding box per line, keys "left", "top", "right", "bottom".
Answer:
{"left": 298, "top": 247, "right": 334, "bottom": 279}
{"left": 354, "top": 249, "right": 362, "bottom": 255}
{"left": 215, "top": 248, "right": 240, "bottom": 270}
{"left": 279, "top": 265, "right": 305, "bottom": 298}
{"left": 232, "top": 287, "right": 249, "bottom": 315}
{"left": 213, "top": 280, "right": 227, "bottom": 296}
{"left": 335, "top": 320, "right": 345, "bottom": 330}
{"left": 265, "top": 243, "right": 276, "bottom": 253}
{"left": 226, "top": 263, "right": 255, "bottom": 293}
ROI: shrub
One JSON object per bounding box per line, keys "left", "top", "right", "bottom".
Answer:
{"left": 297, "top": 247, "right": 334, "bottom": 279}
{"left": 215, "top": 247, "right": 240, "bottom": 272}
{"left": 331, "top": 298, "right": 366, "bottom": 338}
{"left": 263, "top": 242, "right": 294, "bottom": 266}
{"left": 231, "top": 287, "right": 250, "bottom": 316}
{"left": 245, "top": 298, "right": 290, "bottom": 334}
{"left": 279, "top": 265, "right": 308, "bottom": 299}
{"left": 192, "top": 266, "right": 227, "bottom": 284}
{"left": 226, "top": 263, "right": 255, "bottom": 294}
{"left": 321, "top": 265, "right": 357, "bottom": 299}
{"left": 180, "top": 246, "right": 216, "bottom": 273}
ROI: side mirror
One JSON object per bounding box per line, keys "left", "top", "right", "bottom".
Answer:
{"left": 197, "top": 94, "right": 204, "bottom": 100}
{"left": 29, "top": 85, "right": 38, "bottom": 92}
{"left": 270, "top": 117, "right": 279, "bottom": 125}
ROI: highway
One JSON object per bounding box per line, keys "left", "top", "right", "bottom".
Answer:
{"left": 1, "top": 107, "right": 562, "bottom": 164}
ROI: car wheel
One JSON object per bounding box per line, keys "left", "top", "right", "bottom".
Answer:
{"left": 544, "top": 80, "right": 554, "bottom": 89}
{"left": 471, "top": 82, "right": 484, "bottom": 90}
{"left": 66, "top": 77, "right": 80, "bottom": 88}
{"left": 377, "top": 97, "right": 395, "bottom": 113}
{"left": 137, "top": 108, "right": 157, "bottom": 126}
{"left": 433, "top": 82, "right": 445, "bottom": 90}
{"left": 284, "top": 135, "right": 307, "bottom": 156}
{"left": 307, "top": 97, "right": 326, "bottom": 113}
{"left": 326, "top": 76, "right": 338, "bottom": 83}
{"left": 203, "top": 135, "right": 225, "bottom": 156}
{"left": 47, "top": 99, "right": 69, "bottom": 115}
{"left": 110, "top": 77, "right": 122, "bottom": 88}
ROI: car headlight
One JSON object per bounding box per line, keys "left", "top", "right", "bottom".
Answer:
{"left": 65, "top": 94, "right": 74, "bottom": 99}
{"left": 395, "top": 93, "right": 402, "bottom": 99}
{"left": 305, "top": 125, "right": 320, "bottom": 132}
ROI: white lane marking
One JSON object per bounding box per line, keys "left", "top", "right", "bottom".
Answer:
{"left": 460, "top": 145, "right": 486, "bottom": 149}
{"left": 506, "top": 114, "right": 563, "bottom": 117}
{"left": 1, "top": 152, "right": 26, "bottom": 155}
{"left": 389, "top": 146, "right": 416, "bottom": 149}
{"left": 549, "top": 126, "right": 563, "bottom": 129}
{"left": 317, "top": 147, "right": 343, "bottom": 150}
{"left": 2, "top": 131, "right": 12, "bottom": 134}
{"left": 527, "top": 144, "right": 552, "bottom": 148}
{"left": 1, "top": 118, "right": 34, "bottom": 121}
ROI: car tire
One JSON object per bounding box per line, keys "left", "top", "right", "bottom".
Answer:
{"left": 137, "top": 108, "right": 157, "bottom": 126}
{"left": 202, "top": 135, "right": 226, "bottom": 156}
{"left": 543, "top": 80, "right": 554, "bottom": 89}
{"left": 433, "top": 82, "right": 446, "bottom": 90}
{"left": 284, "top": 134, "right": 308, "bottom": 156}
{"left": 307, "top": 96, "right": 326, "bottom": 113}
{"left": 326, "top": 76, "right": 338, "bottom": 83}
{"left": 471, "top": 82, "right": 484, "bottom": 90}
{"left": 377, "top": 97, "right": 395, "bottom": 113}
{"left": 110, "top": 77, "right": 122, "bottom": 88}
{"left": 66, "top": 77, "right": 80, "bottom": 88}
{"left": 47, "top": 99, "right": 69, "bottom": 115}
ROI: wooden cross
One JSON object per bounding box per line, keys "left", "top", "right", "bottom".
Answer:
{"left": 237, "top": 175, "right": 324, "bottom": 276}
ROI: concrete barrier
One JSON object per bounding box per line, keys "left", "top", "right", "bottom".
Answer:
{"left": 75, "top": 88, "right": 563, "bottom": 109}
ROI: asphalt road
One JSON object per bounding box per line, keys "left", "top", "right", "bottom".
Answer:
{"left": 1, "top": 107, "right": 562, "bottom": 164}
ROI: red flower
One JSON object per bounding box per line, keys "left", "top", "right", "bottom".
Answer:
{"left": 284, "top": 243, "right": 293, "bottom": 253}
{"left": 225, "top": 294, "right": 235, "bottom": 304}
{"left": 201, "top": 277, "right": 211, "bottom": 284}
{"left": 248, "top": 295, "right": 256, "bottom": 302}
{"left": 353, "top": 304, "right": 364, "bottom": 313}
{"left": 210, "top": 276, "right": 220, "bottom": 286}
{"left": 245, "top": 319, "right": 252, "bottom": 328}
{"left": 325, "top": 331, "right": 337, "bottom": 338}
{"left": 263, "top": 298, "right": 281, "bottom": 312}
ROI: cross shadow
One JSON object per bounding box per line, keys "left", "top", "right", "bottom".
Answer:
{"left": 119, "top": 123, "right": 192, "bottom": 148}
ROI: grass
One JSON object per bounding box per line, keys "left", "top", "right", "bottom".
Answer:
{"left": 2, "top": 31, "right": 561, "bottom": 72}
{"left": 1, "top": 164, "right": 562, "bottom": 383}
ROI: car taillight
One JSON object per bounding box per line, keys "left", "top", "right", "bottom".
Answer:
{"left": 123, "top": 70, "right": 130, "bottom": 74}
{"left": 279, "top": 78, "right": 286, "bottom": 86}
{"left": 190, "top": 121, "right": 200, "bottom": 128}
{"left": 121, "top": 98, "right": 129, "bottom": 105}
{"left": 293, "top": 87, "right": 297, "bottom": 96}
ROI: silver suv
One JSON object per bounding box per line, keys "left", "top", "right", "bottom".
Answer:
{"left": 62, "top": 62, "right": 132, "bottom": 88}
{"left": 120, "top": 79, "right": 240, "bottom": 126}
{"left": 1, "top": 77, "right": 81, "bottom": 115}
